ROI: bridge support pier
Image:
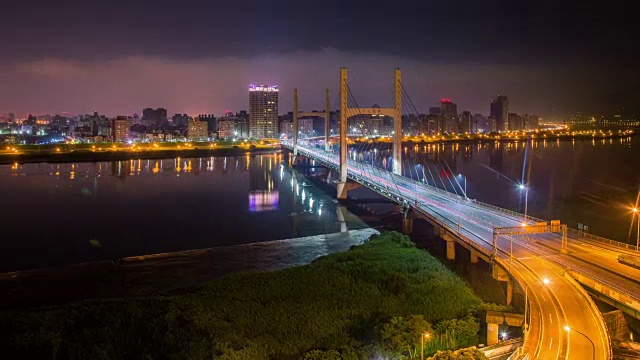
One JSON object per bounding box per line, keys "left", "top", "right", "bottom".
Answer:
{"left": 486, "top": 311, "right": 525, "bottom": 346}
{"left": 487, "top": 322, "right": 500, "bottom": 346}
{"left": 492, "top": 264, "right": 513, "bottom": 305}
{"left": 470, "top": 250, "right": 480, "bottom": 264}
{"left": 336, "top": 180, "right": 361, "bottom": 201}
{"left": 433, "top": 224, "right": 442, "bottom": 238}
{"left": 442, "top": 232, "right": 456, "bottom": 261}
{"left": 402, "top": 209, "right": 414, "bottom": 234}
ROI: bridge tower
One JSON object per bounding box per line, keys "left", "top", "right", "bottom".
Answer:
{"left": 293, "top": 89, "right": 331, "bottom": 155}
{"left": 337, "top": 67, "right": 402, "bottom": 177}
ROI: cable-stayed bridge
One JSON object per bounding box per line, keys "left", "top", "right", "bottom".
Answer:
{"left": 282, "top": 67, "right": 640, "bottom": 360}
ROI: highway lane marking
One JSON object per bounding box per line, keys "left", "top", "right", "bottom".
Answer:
{"left": 549, "top": 337, "right": 553, "bottom": 350}
{"left": 549, "top": 313, "right": 553, "bottom": 324}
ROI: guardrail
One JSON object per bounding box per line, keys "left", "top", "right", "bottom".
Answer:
{"left": 562, "top": 271, "right": 614, "bottom": 360}
{"left": 566, "top": 228, "right": 639, "bottom": 252}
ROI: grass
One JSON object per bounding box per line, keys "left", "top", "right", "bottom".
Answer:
{"left": 0, "top": 232, "right": 483, "bottom": 359}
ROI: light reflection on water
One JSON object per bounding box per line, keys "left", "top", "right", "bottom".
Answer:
{"left": 0, "top": 153, "right": 367, "bottom": 272}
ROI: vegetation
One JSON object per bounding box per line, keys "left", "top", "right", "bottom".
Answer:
{"left": 428, "top": 348, "right": 488, "bottom": 360}
{"left": 0, "top": 232, "right": 485, "bottom": 359}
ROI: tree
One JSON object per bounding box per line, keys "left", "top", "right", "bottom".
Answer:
{"left": 434, "top": 317, "right": 480, "bottom": 348}
{"left": 380, "top": 315, "right": 433, "bottom": 358}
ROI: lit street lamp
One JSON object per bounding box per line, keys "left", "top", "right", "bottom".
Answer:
{"left": 542, "top": 277, "right": 550, "bottom": 285}
{"left": 519, "top": 184, "right": 529, "bottom": 221}
{"left": 564, "top": 325, "right": 596, "bottom": 360}
{"left": 457, "top": 173, "right": 467, "bottom": 198}
{"left": 421, "top": 332, "right": 431, "bottom": 360}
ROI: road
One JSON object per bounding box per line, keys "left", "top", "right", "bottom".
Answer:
{"left": 288, "top": 143, "right": 628, "bottom": 360}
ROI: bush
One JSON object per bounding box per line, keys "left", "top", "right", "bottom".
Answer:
{"left": 0, "top": 232, "right": 481, "bottom": 359}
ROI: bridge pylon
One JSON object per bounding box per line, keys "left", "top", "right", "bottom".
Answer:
{"left": 338, "top": 67, "right": 402, "bottom": 176}
{"left": 293, "top": 88, "right": 331, "bottom": 155}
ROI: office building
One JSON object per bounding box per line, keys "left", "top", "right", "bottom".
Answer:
{"left": 112, "top": 116, "right": 131, "bottom": 142}
{"left": 440, "top": 99, "right": 458, "bottom": 134}
{"left": 249, "top": 84, "right": 279, "bottom": 139}
{"left": 187, "top": 117, "right": 209, "bottom": 141}
{"left": 490, "top": 96, "right": 509, "bottom": 132}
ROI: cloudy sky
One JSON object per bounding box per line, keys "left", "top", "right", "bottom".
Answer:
{"left": 1, "top": 0, "right": 637, "bottom": 118}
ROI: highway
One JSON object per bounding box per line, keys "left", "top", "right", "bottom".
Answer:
{"left": 286, "top": 142, "right": 636, "bottom": 360}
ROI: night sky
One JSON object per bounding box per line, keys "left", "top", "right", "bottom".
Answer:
{"left": 1, "top": 0, "right": 638, "bottom": 119}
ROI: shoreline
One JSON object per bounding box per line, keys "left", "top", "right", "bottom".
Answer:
{"left": 0, "top": 228, "right": 379, "bottom": 310}
{"left": 1, "top": 132, "right": 635, "bottom": 165}
{"left": 0, "top": 146, "right": 280, "bottom": 165}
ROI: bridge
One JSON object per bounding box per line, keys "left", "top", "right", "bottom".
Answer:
{"left": 283, "top": 67, "right": 640, "bottom": 360}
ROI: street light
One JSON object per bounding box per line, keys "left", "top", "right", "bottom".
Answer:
{"left": 542, "top": 277, "right": 550, "bottom": 285}
{"left": 457, "top": 173, "right": 467, "bottom": 198}
{"left": 421, "top": 332, "right": 431, "bottom": 360}
{"left": 519, "top": 184, "right": 529, "bottom": 221}
{"left": 564, "top": 325, "right": 596, "bottom": 360}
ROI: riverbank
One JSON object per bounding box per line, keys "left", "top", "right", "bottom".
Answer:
{"left": 0, "top": 228, "right": 378, "bottom": 310}
{"left": 0, "top": 144, "right": 280, "bottom": 165}
{"left": 0, "top": 231, "right": 486, "bottom": 359}
{"left": 356, "top": 130, "right": 635, "bottom": 147}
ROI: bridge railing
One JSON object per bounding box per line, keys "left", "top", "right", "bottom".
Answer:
{"left": 565, "top": 228, "right": 639, "bottom": 252}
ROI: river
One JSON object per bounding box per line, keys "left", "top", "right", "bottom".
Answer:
{"left": 2, "top": 137, "right": 638, "bottom": 273}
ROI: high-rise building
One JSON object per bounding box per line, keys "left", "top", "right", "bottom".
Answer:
{"left": 198, "top": 114, "right": 217, "bottom": 134}
{"left": 249, "top": 84, "right": 279, "bottom": 139}
{"left": 142, "top": 108, "right": 168, "bottom": 127}
{"left": 187, "top": 117, "right": 209, "bottom": 141}
{"left": 508, "top": 113, "right": 523, "bottom": 131}
{"left": 490, "top": 96, "right": 509, "bottom": 132}
{"left": 440, "top": 99, "right": 458, "bottom": 134}
{"left": 460, "top": 111, "right": 473, "bottom": 133}
{"left": 428, "top": 107, "right": 442, "bottom": 134}
{"left": 172, "top": 114, "right": 189, "bottom": 127}
{"left": 112, "top": 116, "right": 131, "bottom": 142}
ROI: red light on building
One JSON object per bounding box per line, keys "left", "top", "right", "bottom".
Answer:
{"left": 441, "top": 98, "right": 452, "bottom": 103}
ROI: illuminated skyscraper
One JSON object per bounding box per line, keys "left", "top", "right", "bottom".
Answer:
{"left": 249, "top": 84, "right": 279, "bottom": 139}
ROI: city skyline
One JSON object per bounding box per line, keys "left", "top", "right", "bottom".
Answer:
{"left": 1, "top": 2, "right": 638, "bottom": 118}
